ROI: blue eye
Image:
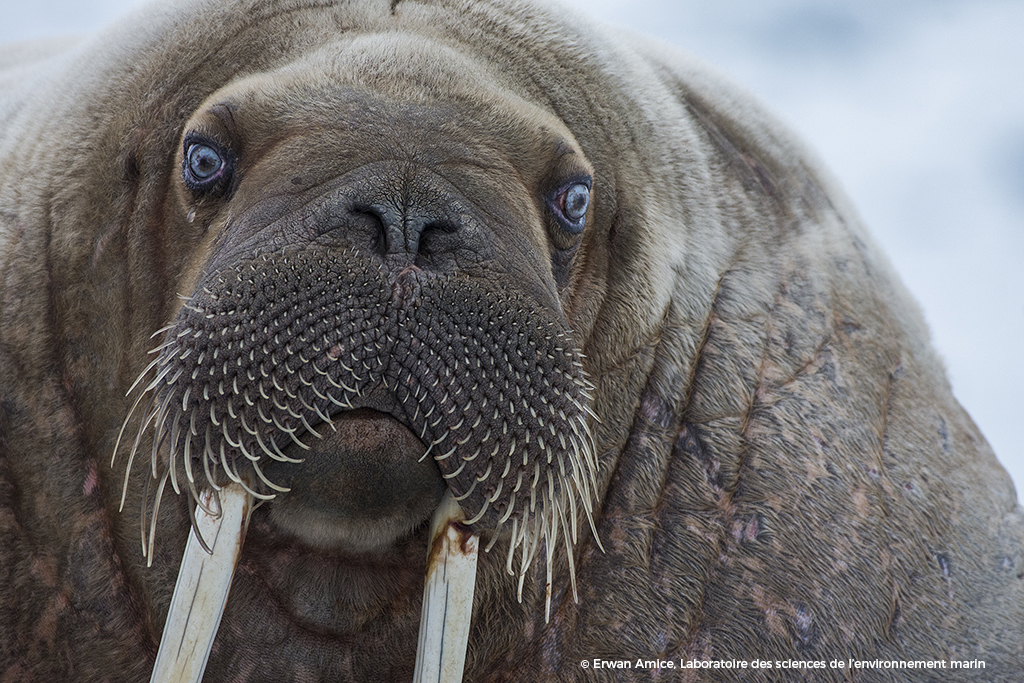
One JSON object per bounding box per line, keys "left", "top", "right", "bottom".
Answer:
{"left": 562, "top": 183, "right": 590, "bottom": 221}
{"left": 550, "top": 180, "right": 591, "bottom": 234}
{"left": 182, "top": 136, "right": 233, "bottom": 196}
{"left": 187, "top": 144, "right": 223, "bottom": 180}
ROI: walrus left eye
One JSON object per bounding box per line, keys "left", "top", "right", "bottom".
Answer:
{"left": 549, "top": 180, "right": 591, "bottom": 234}
{"left": 182, "top": 135, "right": 233, "bottom": 196}
{"left": 188, "top": 145, "right": 223, "bottom": 180}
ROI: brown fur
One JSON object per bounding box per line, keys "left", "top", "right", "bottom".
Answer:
{"left": 1, "top": 0, "right": 1022, "bottom": 681}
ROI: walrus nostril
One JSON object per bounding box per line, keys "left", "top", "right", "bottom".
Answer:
{"left": 350, "top": 204, "right": 388, "bottom": 255}
{"left": 348, "top": 192, "right": 462, "bottom": 260}
{"left": 417, "top": 219, "right": 459, "bottom": 259}
{"left": 349, "top": 202, "right": 435, "bottom": 258}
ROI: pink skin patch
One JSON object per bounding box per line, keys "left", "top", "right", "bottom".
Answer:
{"left": 83, "top": 461, "right": 99, "bottom": 497}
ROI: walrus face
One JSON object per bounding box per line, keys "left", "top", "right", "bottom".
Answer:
{"left": 115, "top": 42, "right": 600, "bottom": 670}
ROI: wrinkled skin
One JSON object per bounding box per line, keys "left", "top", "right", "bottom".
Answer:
{"left": 1, "top": 0, "right": 1023, "bottom": 681}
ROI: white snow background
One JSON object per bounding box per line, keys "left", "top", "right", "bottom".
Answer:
{"left": 3, "top": 0, "right": 1021, "bottom": 493}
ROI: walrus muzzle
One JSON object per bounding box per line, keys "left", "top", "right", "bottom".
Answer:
{"left": 114, "top": 101, "right": 600, "bottom": 681}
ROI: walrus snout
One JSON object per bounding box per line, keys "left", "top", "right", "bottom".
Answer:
{"left": 264, "top": 408, "right": 445, "bottom": 552}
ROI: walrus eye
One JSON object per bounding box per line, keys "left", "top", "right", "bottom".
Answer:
{"left": 187, "top": 145, "right": 222, "bottom": 180}
{"left": 563, "top": 184, "right": 590, "bottom": 220}
{"left": 549, "top": 180, "right": 591, "bottom": 234}
{"left": 182, "top": 135, "right": 233, "bottom": 195}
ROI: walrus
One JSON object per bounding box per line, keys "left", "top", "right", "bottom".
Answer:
{"left": 1, "top": 0, "right": 1022, "bottom": 681}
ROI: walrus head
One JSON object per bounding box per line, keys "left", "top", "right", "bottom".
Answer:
{"left": 113, "top": 36, "right": 600, "bottom": 680}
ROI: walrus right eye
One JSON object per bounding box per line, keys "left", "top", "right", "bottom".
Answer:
{"left": 182, "top": 135, "right": 233, "bottom": 196}
{"left": 546, "top": 177, "right": 592, "bottom": 258}
{"left": 549, "top": 180, "right": 591, "bottom": 235}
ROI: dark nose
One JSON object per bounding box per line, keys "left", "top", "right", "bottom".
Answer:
{"left": 345, "top": 168, "right": 464, "bottom": 261}
{"left": 354, "top": 199, "right": 458, "bottom": 257}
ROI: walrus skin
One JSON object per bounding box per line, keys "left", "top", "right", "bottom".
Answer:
{"left": 2, "top": 0, "right": 1023, "bottom": 680}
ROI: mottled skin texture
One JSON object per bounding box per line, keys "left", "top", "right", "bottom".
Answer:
{"left": 1, "top": 1, "right": 1023, "bottom": 682}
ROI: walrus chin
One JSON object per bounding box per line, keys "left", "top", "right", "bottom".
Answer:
{"left": 145, "top": 484, "right": 479, "bottom": 683}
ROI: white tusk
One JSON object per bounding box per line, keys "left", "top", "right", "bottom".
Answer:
{"left": 150, "top": 483, "right": 253, "bottom": 683}
{"left": 413, "top": 490, "right": 479, "bottom": 683}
